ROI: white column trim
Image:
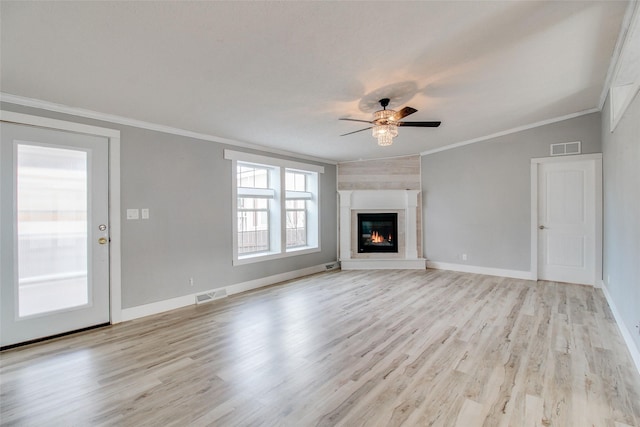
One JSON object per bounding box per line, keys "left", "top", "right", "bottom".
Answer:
{"left": 339, "top": 191, "right": 353, "bottom": 260}
{"left": 405, "top": 190, "right": 419, "bottom": 259}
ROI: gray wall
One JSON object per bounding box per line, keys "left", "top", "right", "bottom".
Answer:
{"left": 1, "top": 102, "right": 338, "bottom": 308}
{"left": 601, "top": 93, "right": 640, "bottom": 354}
{"left": 421, "top": 112, "right": 602, "bottom": 272}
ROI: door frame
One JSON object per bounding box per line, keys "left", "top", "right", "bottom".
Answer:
{"left": 1, "top": 110, "right": 122, "bottom": 323}
{"left": 530, "top": 153, "right": 602, "bottom": 286}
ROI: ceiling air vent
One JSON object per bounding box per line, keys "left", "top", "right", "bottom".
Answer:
{"left": 550, "top": 141, "right": 581, "bottom": 156}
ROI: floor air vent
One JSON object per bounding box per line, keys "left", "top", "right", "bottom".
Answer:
{"left": 195, "top": 289, "right": 228, "bottom": 305}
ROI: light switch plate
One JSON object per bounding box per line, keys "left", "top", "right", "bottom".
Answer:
{"left": 126, "top": 209, "right": 139, "bottom": 220}
{"left": 141, "top": 208, "right": 149, "bottom": 219}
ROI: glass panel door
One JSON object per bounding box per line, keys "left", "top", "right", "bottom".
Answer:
{"left": 1, "top": 122, "right": 110, "bottom": 348}
{"left": 17, "top": 144, "right": 90, "bottom": 317}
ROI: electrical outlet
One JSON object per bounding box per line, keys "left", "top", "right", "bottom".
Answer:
{"left": 189, "top": 277, "right": 194, "bottom": 286}
{"left": 462, "top": 253, "right": 468, "bottom": 261}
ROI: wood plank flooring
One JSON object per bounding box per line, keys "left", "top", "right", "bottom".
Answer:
{"left": 1, "top": 269, "right": 639, "bottom": 426}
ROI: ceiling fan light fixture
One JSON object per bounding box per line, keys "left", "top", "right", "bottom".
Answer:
{"left": 372, "top": 124, "right": 397, "bottom": 146}
{"left": 377, "top": 133, "right": 394, "bottom": 146}
{"left": 373, "top": 105, "right": 398, "bottom": 145}
{"left": 374, "top": 109, "right": 395, "bottom": 122}
{"left": 339, "top": 97, "right": 440, "bottom": 145}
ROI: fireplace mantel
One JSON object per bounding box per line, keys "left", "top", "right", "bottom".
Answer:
{"left": 338, "top": 190, "right": 426, "bottom": 270}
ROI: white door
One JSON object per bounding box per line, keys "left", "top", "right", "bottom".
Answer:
{"left": 537, "top": 159, "right": 596, "bottom": 285}
{"left": 1, "top": 122, "right": 110, "bottom": 348}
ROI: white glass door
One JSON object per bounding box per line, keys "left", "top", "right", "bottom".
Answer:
{"left": 1, "top": 122, "right": 110, "bottom": 348}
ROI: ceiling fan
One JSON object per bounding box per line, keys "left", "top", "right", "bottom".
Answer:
{"left": 340, "top": 98, "right": 441, "bottom": 146}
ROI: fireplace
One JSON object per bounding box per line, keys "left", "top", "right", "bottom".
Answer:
{"left": 338, "top": 189, "right": 425, "bottom": 269}
{"left": 357, "top": 213, "right": 398, "bottom": 253}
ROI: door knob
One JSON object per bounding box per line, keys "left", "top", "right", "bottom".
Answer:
{"left": 98, "top": 237, "right": 108, "bottom": 245}
{"left": 539, "top": 225, "right": 545, "bottom": 230}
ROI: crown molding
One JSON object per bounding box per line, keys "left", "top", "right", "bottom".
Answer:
{"left": 0, "top": 92, "right": 337, "bottom": 165}
{"left": 598, "top": 0, "right": 640, "bottom": 110}
{"left": 420, "top": 108, "right": 599, "bottom": 157}
{"left": 337, "top": 153, "right": 419, "bottom": 165}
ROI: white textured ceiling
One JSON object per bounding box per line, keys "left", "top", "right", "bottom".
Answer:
{"left": 0, "top": 1, "right": 629, "bottom": 162}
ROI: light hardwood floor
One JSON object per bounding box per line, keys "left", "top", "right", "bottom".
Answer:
{"left": 1, "top": 269, "right": 639, "bottom": 426}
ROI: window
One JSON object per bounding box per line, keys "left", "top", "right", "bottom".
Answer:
{"left": 225, "top": 150, "right": 323, "bottom": 264}
{"left": 237, "top": 165, "right": 270, "bottom": 254}
{"left": 285, "top": 171, "right": 311, "bottom": 248}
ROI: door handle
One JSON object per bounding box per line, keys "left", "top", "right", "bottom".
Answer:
{"left": 98, "top": 237, "right": 108, "bottom": 245}
{"left": 539, "top": 225, "right": 545, "bottom": 230}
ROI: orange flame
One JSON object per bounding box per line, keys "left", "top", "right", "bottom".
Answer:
{"left": 370, "top": 231, "right": 391, "bottom": 243}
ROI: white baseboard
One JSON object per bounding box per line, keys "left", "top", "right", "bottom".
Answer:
{"left": 224, "top": 262, "right": 336, "bottom": 295}
{"left": 121, "top": 294, "right": 195, "bottom": 322}
{"left": 121, "top": 262, "right": 338, "bottom": 321}
{"left": 600, "top": 283, "right": 640, "bottom": 375}
{"left": 426, "top": 261, "right": 534, "bottom": 280}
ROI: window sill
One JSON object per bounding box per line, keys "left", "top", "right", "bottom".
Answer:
{"left": 233, "top": 246, "right": 320, "bottom": 266}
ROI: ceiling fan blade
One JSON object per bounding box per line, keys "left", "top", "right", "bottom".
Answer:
{"left": 392, "top": 107, "right": 418, "bottom": 121}
{"left": 340, "top": 127, "right": 372, "bottom": 136}
{"left": 397, "top": 121, "right": 441, "bottom": 127}
{"left": 339, "top": 118, "right": 374, "bottom": 124}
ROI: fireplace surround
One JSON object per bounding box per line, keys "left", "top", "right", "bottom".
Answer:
{"left": 338, "top": 190, "right": 426, "bottom": 269}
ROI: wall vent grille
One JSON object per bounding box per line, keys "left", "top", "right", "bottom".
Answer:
{"left": 550, "top": 141, "right": 581, "bottom": 156}
{"left": 325, "top": 262, "right": 339, "bottom": 270}
{"left": 195, "top": 289, "right": 228, "bottom": 305}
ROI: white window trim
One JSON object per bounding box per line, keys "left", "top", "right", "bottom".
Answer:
{"left": 225, "top": 149, "right": 323, "bottom": 265}
{"left": 285, "top": 190, "right": 312, "bottom": 200}
{"left": 238, "top": 187, "right": 275, "bottom": 198}
{"left": 225, "top": 150, "right": 325, "bottom": 174}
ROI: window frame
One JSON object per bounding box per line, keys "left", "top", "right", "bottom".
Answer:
{"left": 236, "top": 164, "right": 277, "bottom": 256}
{"left": 285, "top": 170, "right": 312, "bottom": 249}
{"left": 225, "top": 150, "right": 323, "bottom": 265}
